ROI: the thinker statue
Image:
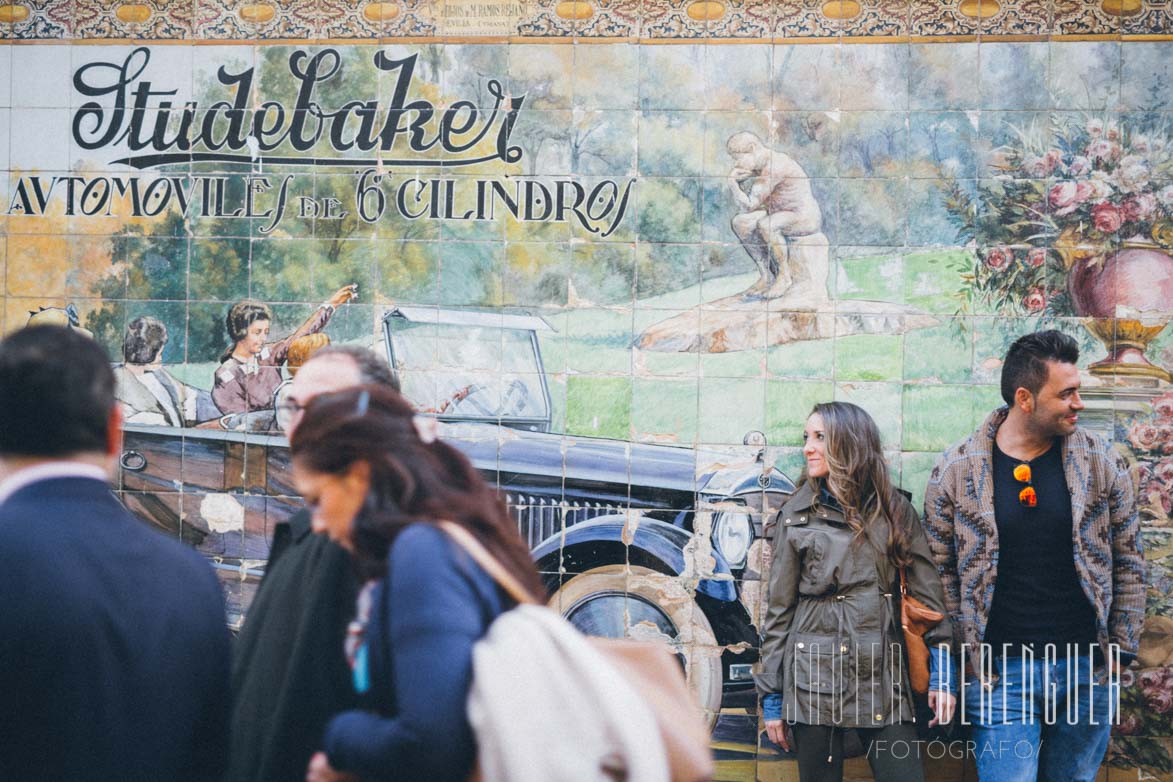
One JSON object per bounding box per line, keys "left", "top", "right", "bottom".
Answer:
{"left": 727, "top": 132, "right": 829, "bottom": 304}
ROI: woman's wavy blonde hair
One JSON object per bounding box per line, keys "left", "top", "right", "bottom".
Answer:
{"left": 804, "top": 401, "right": 911, "bottom": 567}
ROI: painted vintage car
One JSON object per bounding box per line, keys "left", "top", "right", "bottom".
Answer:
{"left": 117, "top": 306, "right": 796, "bottom": 721}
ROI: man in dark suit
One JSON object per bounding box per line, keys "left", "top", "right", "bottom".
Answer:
{"left": 0, "top": 325, "right": 231, "bottom": 782}
{"left": 227, "top": 345, "right": 398, "bottom": 782}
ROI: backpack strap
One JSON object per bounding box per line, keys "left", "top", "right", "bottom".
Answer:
{"left": 437, "top": 521, "right": 538, "bottom": 607}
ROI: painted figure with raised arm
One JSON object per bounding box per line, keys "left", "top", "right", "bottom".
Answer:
{"left": 212, "top": 284, "right": 358, "bottom": 416}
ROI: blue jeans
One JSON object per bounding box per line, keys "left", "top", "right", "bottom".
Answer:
{"left": 962, "top": 653, "right": 1117, "bottom": 782}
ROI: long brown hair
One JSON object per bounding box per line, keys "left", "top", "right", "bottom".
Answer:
{"left": 804, "top": 401, "right": 912, "bottom": 567}
{"left": 290, "top": 385, "right": 546, "bottom": 600}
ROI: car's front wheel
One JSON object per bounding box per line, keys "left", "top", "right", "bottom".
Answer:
{"left": 547, "top": 564, "right": 722, "bottom": 728}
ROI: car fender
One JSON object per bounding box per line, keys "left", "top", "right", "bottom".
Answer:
{"left": 532, "top": 515, "right": 737, "bottom": 602}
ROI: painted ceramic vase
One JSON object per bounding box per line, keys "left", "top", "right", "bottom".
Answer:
{"left": 1065, "top": 241, "right": 1173, "bottom": 383}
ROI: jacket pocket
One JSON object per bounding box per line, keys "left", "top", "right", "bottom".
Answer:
{"left": 794, "top": 530, "right": 835, "bottom": 594}
{"left": 790, "top": 633, "right": 848, "bottom": 695}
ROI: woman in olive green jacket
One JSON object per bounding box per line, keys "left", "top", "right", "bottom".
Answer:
{"left": 756, "top": 402, "right": 955, "bottom": 782}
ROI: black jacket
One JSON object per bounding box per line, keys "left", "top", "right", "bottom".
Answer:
{"left": 227, "top": 508, "right": 360, "bottom": 782}
{"left": 0, "top": 476, "right": 231, "bottom": 782}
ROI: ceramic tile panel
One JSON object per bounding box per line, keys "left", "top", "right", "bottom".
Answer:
{"left": 3, "top": 20, "right": 1173, "bottom": 781}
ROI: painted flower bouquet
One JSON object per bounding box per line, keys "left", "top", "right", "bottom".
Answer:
{"left": 947, "top": 113, "right": 1173, "bottom": 317}
{"left": 1123, "top": 390, "right": 1173, "bottom": 524}
{"left": 1110, "top": 663, "right": 1173, "bottom": 775}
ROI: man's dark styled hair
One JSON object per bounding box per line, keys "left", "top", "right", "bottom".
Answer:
{"left": 0, "top": 325, "right": 116, "bottom": 457}
{"left": 312, "top": 345, "right": 400, "bottom": 391}
{"left": 122, "top": 316, "right": 168, "bottom": 365}
{"left": 1001, "top": 330, "right": 1080, "bottom": 405}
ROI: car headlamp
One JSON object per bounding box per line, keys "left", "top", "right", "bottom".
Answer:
{"left": 712, "top": 510, "right": 753, "bottom": 570}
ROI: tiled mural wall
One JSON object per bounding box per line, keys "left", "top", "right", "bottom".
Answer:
{"left": 2, "top": 1, "right": 1172, "bottom": 780}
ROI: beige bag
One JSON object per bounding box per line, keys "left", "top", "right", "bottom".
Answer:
{"left": 440, "top": 522, "right": 714, "bottom": 782}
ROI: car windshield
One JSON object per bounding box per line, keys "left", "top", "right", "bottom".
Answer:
{"left": 387, "top": 319, "right": 548, "bottom": 421}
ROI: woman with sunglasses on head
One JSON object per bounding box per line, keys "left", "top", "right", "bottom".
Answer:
{"left": 756, "top": 402, "right": 955, "bottom": 782}
{"left": 289, "top": 385, "right": 545, "bottom": 782}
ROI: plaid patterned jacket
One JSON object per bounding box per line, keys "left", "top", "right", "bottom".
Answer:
{"left": 922, "top": 407, "right": 1146, "bottom": 661}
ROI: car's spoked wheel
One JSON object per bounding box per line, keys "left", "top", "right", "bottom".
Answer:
{"left": 549, "top": 564, "right": 722, "bottom": 728}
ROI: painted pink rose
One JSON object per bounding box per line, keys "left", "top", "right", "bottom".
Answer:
{"left": 1092, "top": 202, "right": 1124, "bottom": 233}
{"left": 1116, "top": 713, "right": 1144, "bottom": 735}
{"left": 1023, "top": 288, "right": 1047, "bottom": 313}
{"left": 985, "top": 247, "right": 1014, "bottom": 270}
{"left": 1088, "top": 174, "right": 1114, "bottom": 201}
{"left": 1087, "top": 118, "right": 1105, "bottom": 137}
{"left": 1156, "top": 459, "right": 1173, "bottom": 485}
{"left": 1087, "top": 139, "right": 1120, "bottom": 162}
{"left": 1023, "top": 156, "right": 1050, "bottom": 178}
{"left": 1049, "top": 181, "right": 1078, "bottom": 212}
{"left": 1026, "top": 248, "right": 1048, "bottom": 267}
{"left": 1153, "top": 392, "right": 1173, "bottom": 419}
{"left": 1130, "top": 421, "right": 1164, "bottom": 452}
{"left": 1122, "top": 193, "right": 1157, "bottom": 223}
{"left": 1044, "top": 149, "right": 1063, "bottom": 169}
{"left": 1151, "top": 482, "right": 1173, "bottom": 517}
{"left": 1139, "top": 670, "right": 1168, "bottom": 691}
{"left": 1116, "top": 156, "right": 1150, "bottom": 194}
{"left": 1068, "top": 156, "right": 1092, "bottom": 177}
{"left": 1105, "top": 122, "right": 1121, "bottom": 141}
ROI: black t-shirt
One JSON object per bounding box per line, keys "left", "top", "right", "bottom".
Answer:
{"left": 983, "top": 439, "right": 1098, "bottom": 654}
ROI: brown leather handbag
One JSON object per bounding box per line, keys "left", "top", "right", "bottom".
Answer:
{"left": 899, "top": 566, "right": 945, "bottom": 695}
{"left": 440, "top": 522, "right": 715, "bottom": 782}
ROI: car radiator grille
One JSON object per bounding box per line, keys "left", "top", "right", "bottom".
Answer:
{"left": 505, "top": 493, "right": 623, "bottom": 550}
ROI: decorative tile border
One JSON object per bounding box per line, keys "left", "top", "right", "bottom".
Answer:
{"left": 0, "top": 0, "right": 1171, "bottom": 39}
{"left": 0, "top": 0, "right": 72, "bottom": 39}
{"left": 74, "top": 0, "right": 193, "bottom": 39}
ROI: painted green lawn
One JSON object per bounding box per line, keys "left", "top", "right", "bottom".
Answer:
{"left": 549, "top": 247, "right": 995, "bottom": 502}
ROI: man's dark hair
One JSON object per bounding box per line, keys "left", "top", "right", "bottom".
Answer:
{"left": 122, "top": 316, "right": 168, "bottom": 365}
{"left": 0, "top": 326, "right": 116, "bottom": 457}
{"left": 312, "top": 345, "right": 400, "bottom": 391}
{"left": 1000, "top": 330, "right": 1080, "bottom": 405}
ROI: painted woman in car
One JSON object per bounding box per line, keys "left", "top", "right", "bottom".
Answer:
{"left": 757, "top": 401, "right": 955, "bottom": 782}
{"left": 211, "top": 284, "right": 357, "bottom": 416}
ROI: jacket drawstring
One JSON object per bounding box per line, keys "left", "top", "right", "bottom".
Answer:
{"left": 830, "top": 593, "right": 847, "bottom": 763}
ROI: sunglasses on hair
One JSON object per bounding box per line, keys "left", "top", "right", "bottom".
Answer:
{"left": 1013, "top": 463, "right": 1037, "bottom": 507}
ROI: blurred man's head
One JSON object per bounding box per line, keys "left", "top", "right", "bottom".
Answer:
{"left": 280, "top": 346, "right": 397, "bottom": 435}
{"left": 0, "top": 325, "right": 119, "bottom": 462}
{"left": 122, "top": 316, "right": 168, "bottom": 367}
